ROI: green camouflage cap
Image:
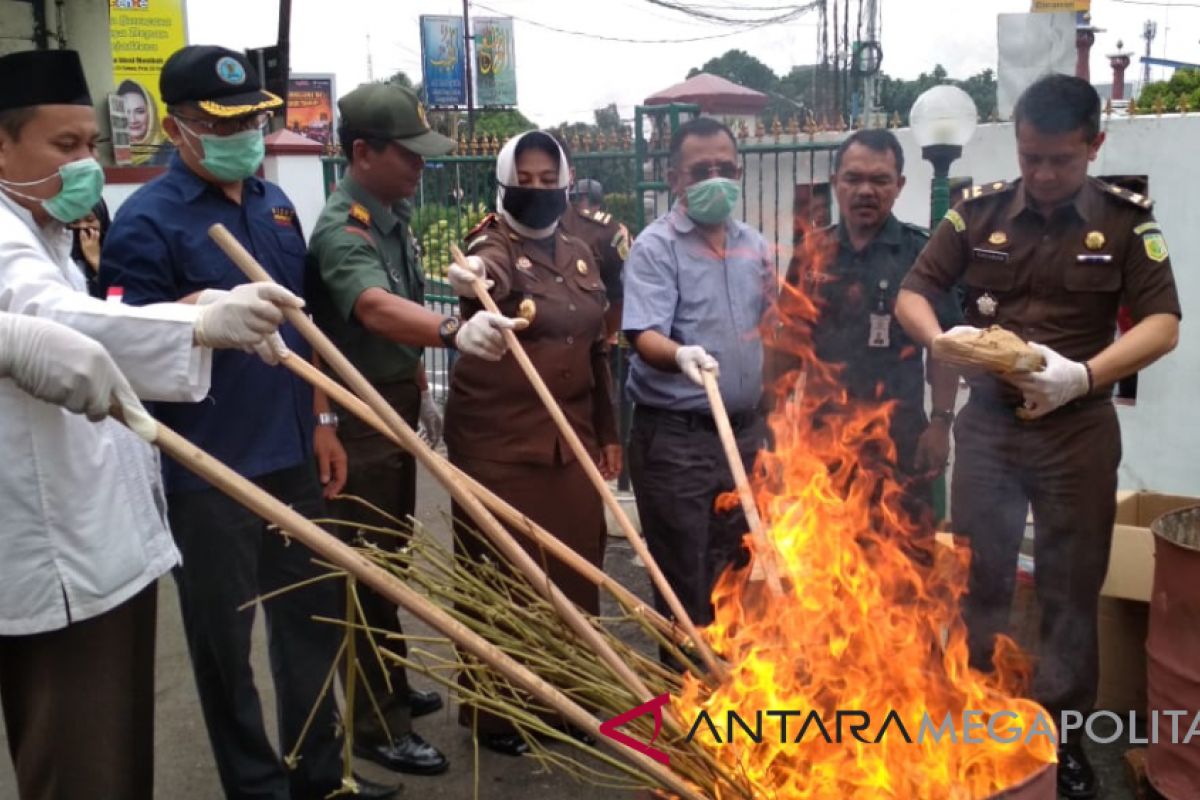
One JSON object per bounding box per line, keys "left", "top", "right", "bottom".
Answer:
{"left": 338, "top": 83, "right": 455, "bottom": 157}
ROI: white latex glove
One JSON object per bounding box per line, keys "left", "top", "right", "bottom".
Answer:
{"left": 936, "top": 324, "right": 985, "bottom": 341}
{"left": 194, "top": 289, "right": 291, "bottom": 365}
{"left": 1009, "top": 342, "right": 1090, "bottom": 420}
{"left": 675, "top": 344, "right": 719, "bottom": 387}
{"left": 0, "top": 313, "right": 146, "bottom": 423}
{"left": 455, "top": 312, "right": 529, "bottom": 361}
{"left": 447, "top": 255, "right": 493, "bottom": 296}
{"left": 193, "top": 283, "right": 303, "bottom": 353}
{"left": 417, "top": 390, "right": 443, "bottom": 448}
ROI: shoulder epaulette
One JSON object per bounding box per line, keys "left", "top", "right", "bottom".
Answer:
{"left": 466, "top": 213, "right": 498, "bottom": 240}
{"left": 348, "top": 202, "right": 371, "bottom": 227}
{"left": 960, "top": 180, "right": 1014, "bottom": 203}
{"left": 1101, "top": 181, "right": 1154, "bottom": 210}
{"left": 581, "top": 208, "right": 613, "bottom": 226}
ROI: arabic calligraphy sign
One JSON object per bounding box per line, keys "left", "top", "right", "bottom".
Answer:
{"left": 473, "top": 17, "right": 517, "bottom": 107}
{"left": 420, "top": 15, "right": 467, "bottom": 107}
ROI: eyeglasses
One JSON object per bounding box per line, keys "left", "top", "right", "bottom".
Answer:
{"left": 174, "top": 111, "right": 271, "bottom": 137}
{"left": 687, "top": 161, "right": 739, "bottom": 183}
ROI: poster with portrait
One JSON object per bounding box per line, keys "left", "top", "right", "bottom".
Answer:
{"left": 286, "top": 75, "right": 337, "bottom": 146}
{"left": 109, "top": 0, "right": 188, "bottom": 166}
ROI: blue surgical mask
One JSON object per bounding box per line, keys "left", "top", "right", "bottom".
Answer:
{"left": 0, "top": 157, "right": 105, "bottom": 223}
{"left": 177, "top": 122, "right": 265, "bottom": 183}
{"left": 684, "top": 177, "right": 740, "bottom": 225}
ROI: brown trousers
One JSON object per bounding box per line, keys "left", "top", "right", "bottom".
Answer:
{"left": 0, "top": 584, "right": 157, "bottom": 800}
{"left": 952, "top": 398, "right": 1120, "bottom": 717}
{"left": 449, "top": 450, "right": 607, "bottom": 734}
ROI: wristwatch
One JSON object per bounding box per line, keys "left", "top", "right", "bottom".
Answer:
{"left": 930, "top": 409, "right": 955, "bottom": 424}
{"left": 316, "top": 412, "right": 340, "bottom": 428}
{"left": 438, "top": 315, "right": 462, "bottom": 349}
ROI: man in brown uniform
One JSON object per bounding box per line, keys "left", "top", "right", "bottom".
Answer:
{"left": 896, "top": 74, "right": 1181, "bottom": 799}
{"left": 554, "top": 137, "right": 630, "bottom": 335}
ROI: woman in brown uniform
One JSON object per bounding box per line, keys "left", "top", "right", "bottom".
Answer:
{"left": 442, "top": 130, "right": 620, "bottom": 755}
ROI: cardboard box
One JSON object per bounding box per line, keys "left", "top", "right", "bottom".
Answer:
{"left": 1102, "top": 492, "right": 1200, "bottom": 602}
{"left": 1097, "top": 596, "right": 1150, "bottom": 713}
{"left": 1097, "top": 492, "right": 1200, "bottom": 713}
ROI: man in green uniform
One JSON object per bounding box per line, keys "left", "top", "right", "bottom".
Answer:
{"left": 782, "top": 128, "right": 960, "bottom": 519}
{"left": 307, "top": 82, "right": 523, "bottom": 778}
{"left": 897, "top": 74, "right": 1181, "bottom": 798}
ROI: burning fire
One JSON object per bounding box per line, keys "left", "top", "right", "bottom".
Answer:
{"left": 673, "top": 227, "right": 1056, "bottom": 798}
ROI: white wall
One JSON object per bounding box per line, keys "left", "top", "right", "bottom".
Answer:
{"left": 742, "top": 114, "right": 1200, "bottom": 496}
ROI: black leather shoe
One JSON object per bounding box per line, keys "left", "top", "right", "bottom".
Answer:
{"left": 408, "top": 687, "right": 443, "bottom": 718}
{"left": 345, "top": 774, "right": 402, "bottom": 798}
{"left": 1057, "top": 743, "right": 1098, "bottom": 799}
{"left": 480, "top": 732, "right": 530, "bottom": 757}
{"left": 354, "top": 732, "right": 449, "bottom": 776}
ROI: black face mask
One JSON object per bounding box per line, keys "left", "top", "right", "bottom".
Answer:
{"left": 501, "top": 185, "right": 567, "bottom": 229}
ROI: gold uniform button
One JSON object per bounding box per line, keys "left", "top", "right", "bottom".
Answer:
{"left": 516, "top": 256, "right": 532, "bottom": 270}
{"left": 988, "top": 230, "right": 1007, "bottom": 246}
{"left": 576, "top": 259, "right": 588, "bottom": 275}
{"left": 1085, "top": 231, "right": 1106, "bottom": 250}
{"left": 566, "top": 336, "right": 575, "bottom": 345}
{"left": 518, "top": 298, "right": 537, "bottom": 322}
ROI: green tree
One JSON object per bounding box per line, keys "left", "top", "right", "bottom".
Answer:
{"left": 875, "top": 65, "right": 996, "bottom": 124}
{"left": 687, "top": 49, "right": 778, "bottom": 94}
{"left": 1136, "top": 68, "right": 1200, "bottom": 112}
{"left": 386, "top": 70, "right": 416, "bottom": 90}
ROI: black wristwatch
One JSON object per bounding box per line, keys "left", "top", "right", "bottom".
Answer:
{"left": 930, "top": 409, "right": 955, "bottom": 425}
{"left": 438, "top": 315, "right": 461, "bottom": 349}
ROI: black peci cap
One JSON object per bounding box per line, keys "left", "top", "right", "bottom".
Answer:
{"left": 160, "top": 45, "right": 282, "bottom": 118}
{"left": 0, "top": 49, "right": 92, "bottom": 112}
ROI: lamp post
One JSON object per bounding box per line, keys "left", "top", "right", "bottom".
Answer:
{"left": 909, "top": 85, "right": 977, "bottom": 523}
{"left": 910, "top": 85, "right": 978, "bottom": 228}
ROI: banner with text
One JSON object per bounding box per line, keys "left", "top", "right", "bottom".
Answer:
{"left": 420, "top": 15, "right": 468, "bottom": 107}
{"left": 109, "top": 0, "right": 187, "bottom": 166}
{"left": 473, "top": 17, "right": 517, "bottom": 108}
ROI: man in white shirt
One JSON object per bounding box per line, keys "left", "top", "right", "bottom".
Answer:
{"left": 0, "top": 49, "right": 297, "bottom": 800}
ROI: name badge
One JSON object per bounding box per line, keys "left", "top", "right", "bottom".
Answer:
{"left": 972, "top": 248, "right": 1009, "bottom": 263}
{"left": 868, "top": 313, "right": 891, "bottom": 348}
{"left": 1076, "top": 254, "right": 1113, "bottom": 264}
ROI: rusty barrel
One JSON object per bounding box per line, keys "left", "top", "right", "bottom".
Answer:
{"left": 1147, "top": 504, "right": 1200, "bottom": 799}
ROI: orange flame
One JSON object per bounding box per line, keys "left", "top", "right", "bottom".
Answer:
{"left": 673, "top": 225, "right": 1055, "bottom": 798}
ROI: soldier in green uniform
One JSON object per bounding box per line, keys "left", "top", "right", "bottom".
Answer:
{"left": 306, "top": 82, "right": 525, "bottom": 779}
{"left": 898, "top": 75, "right": 1181, "bottom": 799}
{"left": 780, "top": 129, "right": 960, "bottom": 518}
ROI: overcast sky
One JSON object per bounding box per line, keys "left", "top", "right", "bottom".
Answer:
{"left": 187, "top": 0, "right": 1200, "bottom": 127}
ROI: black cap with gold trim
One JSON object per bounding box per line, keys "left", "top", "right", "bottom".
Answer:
{"left": 160, "top": 45, "right": 282, "bottom": 118}
{"left": 0, "top": 49, "right": 92, "bottom": 111}
{"left": 338, "top": 83, "right": 455, "bottom": 157}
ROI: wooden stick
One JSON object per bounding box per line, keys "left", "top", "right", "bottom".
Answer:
{"left": 130, "top": 418, "right": 703, "bottom": 800}
{"left": 700, "top": 369, "right": 783, "bottom": 595}
{"left": 282, "top": 354, "right": 681, "bottom": 643}
{"left": 209, "top": 224, "right": 662, "bottom": 716}
{"left": 452, "top": 244, "right": 726, "bottom": 680}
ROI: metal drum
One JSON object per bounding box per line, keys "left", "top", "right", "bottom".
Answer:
{"left": 1147, "top": 504, "right": 1200, "bottom": 799}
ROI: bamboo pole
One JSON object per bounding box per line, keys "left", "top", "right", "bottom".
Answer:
{"left": 208, "top": 224, "right": 661, "bottom": 715}
{"left": 700, "top": 369, "right": 784, "bottom": 595}
{"left": 451, "top": 244, "right": 726, "bottom": 679}
{"left": 123, "top": 416, "right": 703, "bottom": 800}
{"left": 281, "top": 354, "right": 682, "bottom": 643}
